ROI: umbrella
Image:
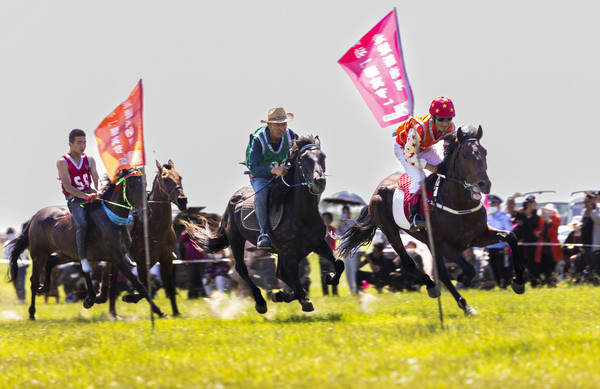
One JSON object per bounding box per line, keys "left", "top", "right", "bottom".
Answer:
{"left": 321, "top": 191, "right": 366, "bottom": 206}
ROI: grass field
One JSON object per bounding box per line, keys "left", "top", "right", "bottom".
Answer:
{"left": 1, "top": 259, "right": 600, "bottom": 389}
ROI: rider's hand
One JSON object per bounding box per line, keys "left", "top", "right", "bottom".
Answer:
{"left": 271, "top": 166, "right": 289, "bottom": 177}
{"left": 86, "top": 193, "right": 99, "bottom": 203}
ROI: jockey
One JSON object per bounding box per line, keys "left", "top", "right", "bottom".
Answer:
{"left": 394, "top": 96, "right": 456, "bottom": 232}
{"left": 246, "top": 107, "right": 298, "bottom": 249}
{"left": 56, "top": 129, "right": 100, "bottom": 273}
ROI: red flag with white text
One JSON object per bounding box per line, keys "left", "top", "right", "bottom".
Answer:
{"left": 338, "top": 9, "right": 414, "bottom": 128}
{"left": 95, "top": 80, "right": 145, "bottom": 181}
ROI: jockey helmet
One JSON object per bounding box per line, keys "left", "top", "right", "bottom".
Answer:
{"left": 429, "top": 97, "right": 455, "bottom": 118}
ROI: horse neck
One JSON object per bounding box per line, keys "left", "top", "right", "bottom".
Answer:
{"left": 441, "top": 154, "right": 478, "bottom": 208}
{"left": 106, "top": 184, "right": 130, "bottom": 218}
{"left": 148, "top": 175, "right": 173, "bottom": 221}
{"left": 291, "top": 170, "right": 320, "bottom": 221}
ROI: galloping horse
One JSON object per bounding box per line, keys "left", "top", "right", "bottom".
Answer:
{"left": 339, "top": 125, "right": 525, "bottom": 315}
{"left": 8, "top": 168, "right": 167, "bottom": 320}
{"left": 97, "top": 160, "right": 187, "bottom": 318}
{"left": 185, "top": 135, "right": 344, "bottom": 313}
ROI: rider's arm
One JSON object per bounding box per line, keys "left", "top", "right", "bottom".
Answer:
{"left": 403, "top": 126, "right": 435, "bottom": 172}
{"left": 247, "top": 138, "right": 273, "bottom": 178}
{"left": 57, "top": 158, "right": 91, "bottom": 200}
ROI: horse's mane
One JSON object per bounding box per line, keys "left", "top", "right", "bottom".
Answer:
{"left": 270, "top": 135, "right": 318, "bottom": 202}
{"left": 98, "top": 168, "right": 136, "bottom": 199}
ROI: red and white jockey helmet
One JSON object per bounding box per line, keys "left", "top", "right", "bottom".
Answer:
{"left": 429, "top": 96, "right": 455, "bottom": 118}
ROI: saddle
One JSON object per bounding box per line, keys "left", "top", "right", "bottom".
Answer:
{"left": 397, "top": 172, "right": 436, "bottom": 218}
{"left": 240, "top": 187, "right": 284, "bottom": 232}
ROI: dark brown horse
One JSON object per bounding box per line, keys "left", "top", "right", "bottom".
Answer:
{"left": 339, "top": 125, "right": 525, "bottom": 315}
{"left": 185, "top": 135, "right": 344, "bottom": 313}
{"left": 97, "top": 160, "right": 187, "bottom": 318}
{"left": 8, "top": 168, "right": 167, "bottom": 320}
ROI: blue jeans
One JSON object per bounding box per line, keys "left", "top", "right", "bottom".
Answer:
{"left": 67, "top": 197, "right": 89, "bottom": 260}
{"left": 250, "top": 177, "right": 274, "bottom": 233}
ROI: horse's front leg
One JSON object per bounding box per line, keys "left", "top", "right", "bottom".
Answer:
{"left": 275, "top": 255, "right": 312, "bottom": 312}
{"left": 471, "top": 227, "right": 525, "bottom": 294}
{"left": 116, "top": 255, "right": 167, "bottom": 318}
{"left": 437, "top": 242, "right": 477, "bottom": 316}
{"left": 312, "top": 239, "right": 344, "bottom": 286}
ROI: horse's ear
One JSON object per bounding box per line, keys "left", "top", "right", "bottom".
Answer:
{"left": 456, "top": 126, "right": 466, "bottom": 142}
{"left": 476, "top": 125, "right": 483, "bottom": 139}
{"left": 155, "top": 160, "right": 162, "bottom": 170}
{"left": 314, "top": 136, "right": 320, "bottom": 146}
{"left": 168, "top": 159, "right": 175, "bottom": 168}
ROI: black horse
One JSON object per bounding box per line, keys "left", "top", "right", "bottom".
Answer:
{"left": 8, "top": 168, "right": 167, "bottom": 320}
{"left": 339, "top": 125, "right": 525, "bottom": 315}
{"left": 185, "top": 135, "right": 344, "bottom": 313}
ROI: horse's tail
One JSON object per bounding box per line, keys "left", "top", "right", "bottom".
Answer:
{"left": 7, "top": 219, "right": 31, "bottom": 283}
{"left": 182, "top": 212, "right": 229, "bottom": 254}
{"left": 338, "top": 205, "right": 377, "bottom": 257}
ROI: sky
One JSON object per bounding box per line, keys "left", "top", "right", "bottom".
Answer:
{"left": 1, "top": 0, "right": 599, "bottom": 233}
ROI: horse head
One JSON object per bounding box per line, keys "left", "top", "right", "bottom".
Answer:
{"left": 442, "top": 125, "right": 491, "bottom": 199}
{"left": 288, "top": 135, "right": 326, "bottom": 195}
{"left": 103, "top": 168, "right": 147, "bottom": 214}
{"left": 155, "top": 160, "right": 188, "bottom": 211}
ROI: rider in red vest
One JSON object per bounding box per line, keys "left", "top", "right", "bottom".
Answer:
{"left": 394, "top": 97, "right": 456, "bottom": 232}
{"left": 56, "top": 129, "right": 100, "bottom": 273}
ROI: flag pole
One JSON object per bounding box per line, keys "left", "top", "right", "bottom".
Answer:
{"left": 141, "top": 166, "right": 155, "bottom": 330}
{"left": 416, "top": 157, "right": 444, "bottom": 330}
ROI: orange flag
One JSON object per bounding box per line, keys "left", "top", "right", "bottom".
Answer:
{"left": 95, "top": 80, "right": 145, "bottom": 181}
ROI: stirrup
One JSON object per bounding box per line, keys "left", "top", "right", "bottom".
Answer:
{"left": 257, "top": 233, "right": 272, "bottom": 249}
{"left": 409, "top": 216, "right": 426, "bottom": 232}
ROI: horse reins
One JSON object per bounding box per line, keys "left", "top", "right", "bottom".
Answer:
{"left": 81, "top": 170, "right": 142, "bottom": 210}
{"left": 281, "top": 143, "right": 321, "bottom": 195}
{"left": 148, "top": 171, "right": 182, "bottom": 204}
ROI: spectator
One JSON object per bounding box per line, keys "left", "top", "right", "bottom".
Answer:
{"left": 247, "top": 247, "right": 278, "bottom": 297}
{"left": 533, "top": 203, "right": 562, "bottom": 287}
{"left": 389, "top": 241, "right": 423, "bottom": 291}
{"left": 562, "top": 216, "right": 584, "bottom": 282}
{"left": 338, "top": 205, "right": 359, "bottom": 294}
{"left": 132, "top": 264, "right": 162, "bottom": 298}
{"left": 514, "top": 195, "right": 540, "bottom": 287}
{"left": 459, "top": 248, "right": 495, "bottom": 289}
{"left": 581, "top": 192, "right": 600, "bottom": 283}
{"left": 179, "top": 230, "right": 207, "bottom": 299}
{"left": 319, "top": 212, "right": 338, "bottom": 296}
{"left": 356, "top": 243, "right": 397, "bottom": 293}
{"left": 486, "top": 195, "right": 513, "bottom": 289}
{"left": 203, "top": 250, "right": 231, "bottom": 295}
{"left": 3, "top": 227, "right": 28, "bottom": 303}
{"left": 505, "top": 196, "right": 517, "bottom": 221}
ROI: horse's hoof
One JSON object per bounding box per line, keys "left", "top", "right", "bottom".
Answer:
{"left": 255, "top": 304, "right": 268, "bottom": 314}
{"left": 29, "top": 315, "right": 35, "bottom": 321}
{"left": 301, "top": 300, "right": 314, "bottom": 312}
{"left": 95, "top": 295, "right": 107, "bottom": 304}
{"left": 83, "top": 298, "right": 95, "bottom": 309}
{"left": 511, "top": 281, "right": 525, "bottom": 295}
{"left": 271, "top": 291, "right": 284, "bottom": 303}
{"left": 158, "top": 312, "right": 169, "bottom": 319}
{"left": 464, "top": 305, "right": 478, "bottom": 316}
{"left": 326, "top": 273, "right": 340, "bottom": 286}
{"left": 122, "top": 293, "right": 144, "bottom": 303}
{"left": 427, "top": 285, "right": 441, "bottom": 298}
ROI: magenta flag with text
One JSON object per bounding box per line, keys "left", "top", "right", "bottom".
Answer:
{"left": 338, "top": 9, "right": 414, "bottom": 128}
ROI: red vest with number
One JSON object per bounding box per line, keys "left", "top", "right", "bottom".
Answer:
{"left": 395, "top": 114, "right": 455, "bottom": 151}
{"left": 61, "top": 154, "right": 92, "bottom": 198}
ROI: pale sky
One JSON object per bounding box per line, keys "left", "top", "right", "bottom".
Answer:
{"left": 1, "top": 0, "right": 599, "bottom": 233}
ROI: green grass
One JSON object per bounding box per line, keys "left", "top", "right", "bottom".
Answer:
{"left": 1, "top": 260, "right": 600, "bottom": 389}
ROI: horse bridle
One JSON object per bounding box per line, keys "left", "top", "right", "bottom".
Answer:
{"left": 281, "top": 143, "right": 322, "bottom": 195}
{"left": 428, "top": 137, "right": 484, "bottom": 215}
{"left": 109, "top": 169, "right": 143, "bottom": 210}
{"left": 150, "top": 171, "right": 183, "bottom": 204}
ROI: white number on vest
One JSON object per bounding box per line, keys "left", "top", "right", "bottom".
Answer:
{"left": 73, "top": 174, "right": 90, "bottom": 190}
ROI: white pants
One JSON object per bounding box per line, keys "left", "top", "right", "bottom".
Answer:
{"left": 394, "top": 142, "right": 443, "bottom": 194}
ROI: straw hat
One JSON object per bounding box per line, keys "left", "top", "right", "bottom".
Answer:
{"left": 260, "top": 107, "right": 294, "bottom": 124}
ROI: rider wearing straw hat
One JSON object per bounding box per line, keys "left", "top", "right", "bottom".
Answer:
{"left": 246, "top": 107, "right": 299, "bottom": 249}
{"left": 394, "top": 96, "right": 457, "bottom": 232}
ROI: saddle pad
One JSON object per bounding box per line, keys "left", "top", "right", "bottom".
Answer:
{"left": 393, "top": 172, "right": 433, "bottom": 230}
{"left": 240, "top": 192, "right": 284, "bottom": 232}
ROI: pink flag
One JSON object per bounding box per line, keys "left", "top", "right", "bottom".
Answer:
{"left": 338, "top": 9, "right": 414, "bottom": 128}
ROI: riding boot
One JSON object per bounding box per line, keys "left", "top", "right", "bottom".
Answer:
{"left": 257, "top": 218, "right": 272, "bottom": 250}
{"left": 408, "top": 203, "right": 426, "bottom": 233}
